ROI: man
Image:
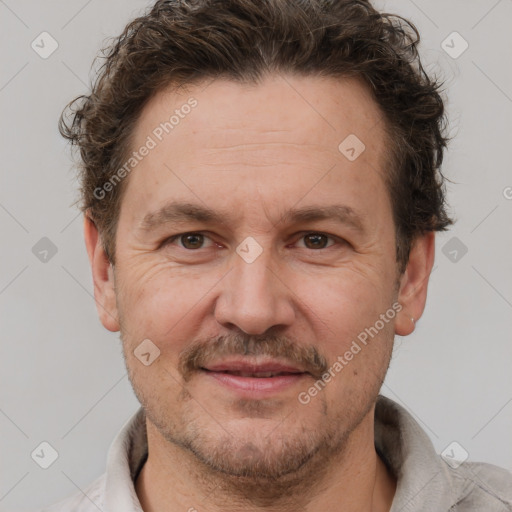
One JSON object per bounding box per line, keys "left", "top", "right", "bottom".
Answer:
{"left": 45, "top": 0, "right": 512, "bottom": 510}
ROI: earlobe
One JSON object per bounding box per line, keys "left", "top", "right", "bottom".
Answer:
{"left": 395, "top": 310, "right": 416, "bottom": 337}
{"left": 83, "top": 213, "right": 120, "bottom": 332}
{"left": 394, "top": 232, "right": 435, "bottom": 337}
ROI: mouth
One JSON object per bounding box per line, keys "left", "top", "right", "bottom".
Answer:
{"left": 201, "top": 369, "right": 306, "bottom": 378}
{"left": 199, "top": 359, "right": 310, "bottom": 395}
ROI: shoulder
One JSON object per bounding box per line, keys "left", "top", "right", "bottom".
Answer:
{"left": 36, "top": 473, "right": 106, "bottom": 512}
{"left": 449, "top": 460, "right": 512, "bottom": 511}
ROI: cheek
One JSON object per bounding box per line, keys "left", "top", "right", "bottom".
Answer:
{"left": 295, "top": 267, "right": 390, "bottom": 348}
{"left": 116, "top": 261, "right": 220, "bottom": 350}
{"left": 301, "top": 274, "right": 395, "bottom": 412}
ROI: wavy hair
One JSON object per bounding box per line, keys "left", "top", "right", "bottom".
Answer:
{"left": 59, "top": 0, "right": 454, "bottom": 274}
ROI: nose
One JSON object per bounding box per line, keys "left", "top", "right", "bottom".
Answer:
{"left": 214, "top": 246, "right": 296, "bottom": 335}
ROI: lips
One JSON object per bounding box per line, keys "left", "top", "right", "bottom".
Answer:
{"left": 200, "top": 360, "right": 308, "bottom": 395}
{"left": 201, "top": 359, "right": 307, "bottom": 377}
{"left": 210, "top": 370, "right": 299, "bottom": 377}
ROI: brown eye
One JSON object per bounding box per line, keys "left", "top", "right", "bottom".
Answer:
{"left": 302, "top": 233, "right": 331, "bottom": 249}
{"left": 162, "top": 232, "right": 218, "bottom": 251}
{"left": 180, "top": 233, "right": 205, "bottom": 249}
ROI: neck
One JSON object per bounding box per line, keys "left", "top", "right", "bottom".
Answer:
{"left": 135, "top": 406, "right": 396, "bottom": 512}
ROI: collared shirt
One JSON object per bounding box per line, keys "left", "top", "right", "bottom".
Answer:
{"left": 38, "top": 395, "right": 512, "bottom": 511}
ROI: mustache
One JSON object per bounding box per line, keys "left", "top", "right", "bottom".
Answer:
{"left": 179, "top": 332, "right": 328, "bottom": 382}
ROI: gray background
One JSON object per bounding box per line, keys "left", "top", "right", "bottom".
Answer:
{"left": 1, "top": 0, "right": 511, "bottom": 510}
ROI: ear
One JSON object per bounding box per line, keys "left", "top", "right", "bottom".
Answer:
{"left": 83, "top": 213, "right": 120, "bottom": 332}
{"left": 395, "top": 231, "right": 435, "bottom": 336}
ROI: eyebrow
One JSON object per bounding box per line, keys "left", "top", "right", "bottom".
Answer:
{"left": 138, "top": 201, "right": 367, "bottom": 234}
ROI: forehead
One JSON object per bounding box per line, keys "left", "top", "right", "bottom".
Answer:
{"left": 133, "top": 74, "right": 386, "bottom": 153}
{"left": 121, "top": 74, "right": 391, "bottom": 232}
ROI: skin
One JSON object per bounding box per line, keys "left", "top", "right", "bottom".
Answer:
{"left": 85, "top": 74, "right": 435, "bottom": 512}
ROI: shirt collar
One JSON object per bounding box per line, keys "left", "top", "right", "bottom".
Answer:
{"left": 104, "top": 407, "right": 147, "bottom": 512}
{"left": 374, "top": 395, "right": 460, "bottom": 511}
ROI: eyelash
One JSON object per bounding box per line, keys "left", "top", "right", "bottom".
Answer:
{"left": 162, "top": 231, "right": 346, "bottom": 251}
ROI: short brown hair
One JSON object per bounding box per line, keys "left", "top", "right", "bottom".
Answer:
{"left": 59, "top": 0, "right": 454, "bottom": 275}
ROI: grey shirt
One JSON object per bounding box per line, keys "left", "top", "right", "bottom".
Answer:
{"left": 38, "top": 395, "right": 512, "bottom": 511}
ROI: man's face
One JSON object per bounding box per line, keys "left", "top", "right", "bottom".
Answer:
{"left": 92, "top": 74, "right": 418, "bottom": 481}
